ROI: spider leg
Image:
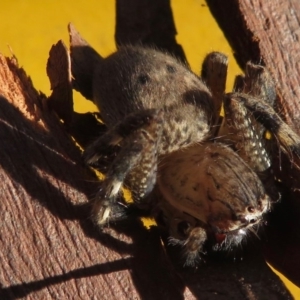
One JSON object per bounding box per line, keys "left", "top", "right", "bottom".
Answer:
{"left": 220, "top": 63, "right": 281, "bottom": 171}
{"left": 169, "top": 227, "right": 207, "bottom": 267}
{"left": 234, "top": 61, "right": 277, "bottom": 107}
{"left": 183, "top": 227, "right": 207, "bottom": 267}
{"left": 220, "top": 64, "right": 284, "bottom": 200}
{"left": 84, "top": 109, "right": 163, "bottom": 226}
{"left": 222, "top": 94, "right": 272, "bottom": 173}
{"left": 201, "top": 52, "right": 228, "bottom": 134}
{"left": 225, "top": 93, "right": 300, "bottom": 165}
{"left": 156, "top": 197, "right": 207, "bottom": 266}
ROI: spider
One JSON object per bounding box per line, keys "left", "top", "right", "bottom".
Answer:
{"left": 70, "top": 25, "right": 300, "bottom": 266}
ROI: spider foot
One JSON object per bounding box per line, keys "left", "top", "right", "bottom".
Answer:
{"left": 92, "top": 201, "right": 132, "bottom": 226}
{"left": 91, "top": 200, "right": 111, "bottom": 227}
{"left": 91, "top": 185, "right": 152, "bottom": 226}
{"left": 168, "top": 227, "right": 207, "bottom": 267}
{"left": 91, "top": 180, "right": 122, "bottom": 226}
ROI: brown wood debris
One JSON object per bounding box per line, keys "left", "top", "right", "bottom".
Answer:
{"left": 0, "top": 0, "right": 299, "bottom": 298}
{"left": 206, "top": 0, "right": 300, "bottom": 287}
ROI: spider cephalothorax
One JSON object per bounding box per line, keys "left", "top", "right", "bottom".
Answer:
{"left": 69, "top": 25, "right": 300, "bottom": 266}
{"left": 155, "top": 142, "right": 271, "bottom": 265}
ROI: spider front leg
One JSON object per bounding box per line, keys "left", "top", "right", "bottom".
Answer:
{"left": 156, "top": 195, "right": 208, "bottom": 266}
{"left": 219, "top": 63, "right": 300, "bottom": 203}
{"left": 221, "top": 62, "right": 300, "bottom": 174}
{"left": 84, "top": 109, "right": 163, "bottom": 226}
{"left": 225, "top": 93, "right": 300, "bottom": 162}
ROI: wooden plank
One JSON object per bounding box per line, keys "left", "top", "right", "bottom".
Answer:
{"left": 0, "top": 0, "right": 297, "bottom": 298}
{"left": 206, "top": 0, "right": 300, "bottom": 130}
{"left": 206, "top": 0, "right": 300, "bottom": 289}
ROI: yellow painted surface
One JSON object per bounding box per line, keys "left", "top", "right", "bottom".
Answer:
{"left": 0, "top": 0, "right": 239, "bottom": 113}
{"left": 269, "top": 265, "right": 300, "bottom": 299}
{"left": 1, "top": 0, "right": 299, "bottom": 297}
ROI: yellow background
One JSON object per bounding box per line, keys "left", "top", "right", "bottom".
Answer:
{"left": 0, "top": 0, "right": 299, "bottom": 297}
{"left": 0, "top": 0, "right": 241, "bottom": 112}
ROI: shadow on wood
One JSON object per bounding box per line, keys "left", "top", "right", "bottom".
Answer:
{"left": 0, "top": 0, "right": 298, "bottom": 298}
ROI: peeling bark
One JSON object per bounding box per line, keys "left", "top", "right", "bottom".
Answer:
{"left": 206, "top": 0, "right": 300, "bottom": 288}
{"left": 0, "top": 0, "right": 298, "bottom": 299}
{"left": 206, "top": 0, "right": 300, "bottom": 131}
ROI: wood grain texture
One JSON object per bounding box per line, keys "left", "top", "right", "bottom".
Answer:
{"left": 47, "top": 40, "right": 73, "bottom": 125}
{"left": 0, "top": 54, "right": 138, "bottom": 299}
{"left": 206, "top": 0, "right": 300, "bottom": 130}
{"left": 0, "top": 0, "right": 298, "bottom": 298}
{"left": 206, "top": 0, "right": 300, "bottom": 289}
{"left": 0, "top": 53, "right": 188, "bottom": 299}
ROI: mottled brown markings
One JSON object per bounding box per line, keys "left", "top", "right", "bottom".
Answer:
{"left": 174, "top": 115, "right": 182, "bottom": 123}
{"left": 79, "top": 39, "right": 300, "bottom": 267}
{"left": 211, "top": 175, "right": 221, "bottom": 190}
{"left": 184, "top": 132, "right": 193, "bottom": 146}
{"left": 175, "top": 158, "right": 184, "bottom": 164}
{"left": 197, "top": 124, "right": 205, "bottom": 132}
{"left": 206, "top": 177, "right": 245, "bottom": 219}
{"left": 166, "top": 64, "right": 176, "bottom": 73}
{"left": 210, "top": 151, "right": 219, "bottom": 158}
{"left": 182, "top": 124, "right": 189, "bottom": 133}
{"left": 192, "top": 183, "right": 200, "bottom": 192}
{"left": 221, "top": 158, "right": 262, "bottom": 207}
{"left": 206, "top": 191, "right": 238, "bottom": 222}
{"left": 180, "top": 175, "right": 188, "bottom": 187}
{"left": 229, "top": 94, "right": 281, "bottom": 133}
{"left": 137, "top": 74, "right": 150, "bottom": 85}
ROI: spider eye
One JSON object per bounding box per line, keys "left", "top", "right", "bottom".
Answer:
{"left": 247, "top": 206, "right": 255, "bottom": 213}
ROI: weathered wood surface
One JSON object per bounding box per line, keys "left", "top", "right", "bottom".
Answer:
{"left": 206, "top": 0, "right": 300, "bottom": 288}
{"left": 0, "top": 0, "right": 298, "bottom": 299}
{"left": 206, "top": 0, "right": 300, "bottom": 132}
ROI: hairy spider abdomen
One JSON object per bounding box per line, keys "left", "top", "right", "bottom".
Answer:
{"left": 92, "top": 46, "right": 214, "bottom": 154}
